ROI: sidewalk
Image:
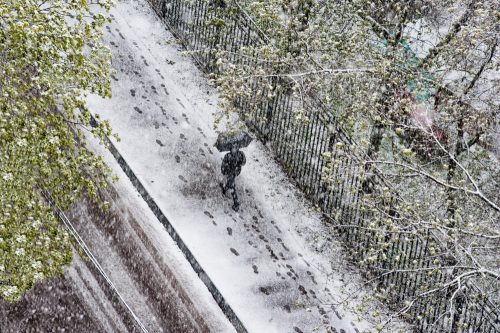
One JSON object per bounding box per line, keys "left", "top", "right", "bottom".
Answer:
{"left": 87, "top": 1, "right": 401, "bottom": 332}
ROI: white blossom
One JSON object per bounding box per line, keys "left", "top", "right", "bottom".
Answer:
{"left": 2, "top": 173, "right": 13, "bottom": 181}
{"left": 16, "top": 138, "right": 27, "bottom": 147}
{"left": 32, "top": 261, "right": 42, "bottom": 270}
{"left": 16, "top": 234, "right": 27, "bottom": 243}
{"left": 2, "top": 286, "right": 18, "bottom": 298}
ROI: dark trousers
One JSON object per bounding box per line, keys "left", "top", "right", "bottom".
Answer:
{"left": 224, "top": 173, "right": 239, "bottom": 206}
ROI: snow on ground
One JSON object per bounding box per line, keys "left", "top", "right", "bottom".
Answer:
{"left": 87, "top": 0, "right": 408, "bottom": 332}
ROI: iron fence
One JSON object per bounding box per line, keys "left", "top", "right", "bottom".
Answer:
{"left": 146, "top": 0, "right": 500, "bottom": 331}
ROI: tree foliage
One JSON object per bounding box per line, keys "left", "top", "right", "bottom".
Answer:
{"left": 0, "top": 0, "right": 114, "bottom": 302}
{"left": 210, "top": 0, "right": 499, "bottom": 328}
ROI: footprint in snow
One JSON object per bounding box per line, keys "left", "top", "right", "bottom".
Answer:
{"left": 226, "top": 227, "right": 232, "bottom": 236}
{"left": 204, "top": 211, "right": 214, "bottom": 219}
{"left": 143, "top": 59, "right": 149, "bottom": 66}
{"left": 155, "top": 68, "right": 164, "bottom": 79}
{"left": 176, "top": 98, "right": 186, "bottom": 109}
{"left": 110, "top": 41, "right": 118, "bottom": 48}
{"left": 179, "top": 133, "right": 187, "bottom": 140}
{"left": 252, "top": 265, "right": 259, "bottom": 274}
{"left": 161, "top": 83, "right": 169, "bottom": 95}
{"left": 259, "top": 287, "right": 270, "bottom": 295}
{"left": 130, "top": 89, "right": 136, "bottom": 97}
{"left": 197, "top": 127, "right": 206, "bottom": 138}
{"left": 230, "top": 248, "right": 239, "bottom": 256}
{"left": 266, "top": 244, "right": 279, "bottom": 261}
{"left": 175, "top": 155, "right": 180, "bottom": 163}
{"left": 278, "top": 238, "right": 290, "bottom": 251}
{"left": 178, "top": 175, "right": 187, "bottom": 183}
{"left": 155, "top": 140, "right": 165, "bottom": 147}
{"left": 134, "top": 106, "right": 142, "bottom": 114}
{"left": 318, "top": 306, "right": 327, "bottom": 317}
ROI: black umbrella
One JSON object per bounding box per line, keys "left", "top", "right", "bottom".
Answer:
{"left": 215, "top": 131, "right": 253, "bottom": 152}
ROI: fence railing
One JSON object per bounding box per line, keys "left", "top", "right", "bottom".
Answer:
{"left": 146, "top": 0, "right": 499, "bottom": 331}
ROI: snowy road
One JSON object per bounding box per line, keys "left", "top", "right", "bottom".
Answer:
{"left": 85, "top": 0, "right": 407, "bottom": 332}
{"left": 67, "top": 176, "right": 236, "bottom": 333}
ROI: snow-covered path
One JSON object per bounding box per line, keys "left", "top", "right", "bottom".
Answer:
{"left": 87, "top": 1, "right": 400, "bottom": 332}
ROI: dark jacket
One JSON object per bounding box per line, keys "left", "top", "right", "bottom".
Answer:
{"left": 221, "top": 150, "right": 246, "bottom": 176}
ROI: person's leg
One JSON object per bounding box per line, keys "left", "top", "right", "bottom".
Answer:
{"left": 225, "top": 174, "right": 234, "bottom": 193}
{"left": 220, "top": 178, "right": 227, "bottom": 195}
{"left": 230, "top": 176, "right": 239, "bottom": 211}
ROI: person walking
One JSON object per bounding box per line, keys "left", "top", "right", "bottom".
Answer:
{"left": 220, "top": 146, "right": 246, "bottom": 211}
